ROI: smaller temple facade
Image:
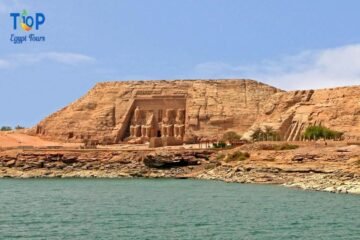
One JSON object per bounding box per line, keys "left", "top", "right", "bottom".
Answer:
{"left": 128, "top": 106, "right": 185, "bottom": 146}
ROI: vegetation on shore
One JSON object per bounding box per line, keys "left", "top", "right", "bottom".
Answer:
{"left": 213, "top": 141, "right": 227, "bottom": 148}
{"left": 211, "top": 131, "right": 244, "bottom": 149}
{"left": 251, "top": 126, "right": 280, "bottom": 141}
{"left": 302, "top": 126, "right": 343, "bottom": 140}
{"left": 259, "top": 143, "right": 299, "bottom": 150}
{"left": 222, "top": 131, "right": 241, "bottom": 142}
{"left": 224, "top": 151, "right": 250, "bottom": 162}
{"left": 1, "top": 126, "right": 12, "bottom": 131}
{"left": 0, "top": 125, "right": 26, "bottom": 131}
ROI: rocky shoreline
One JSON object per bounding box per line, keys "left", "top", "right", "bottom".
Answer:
{"left": 1, "top": 143, "right": 360, "bottom": 194}
{"left": 197, "top": 165, "right": 360, "bottom": 194}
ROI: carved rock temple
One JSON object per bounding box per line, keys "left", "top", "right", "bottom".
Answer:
{"left": 128, "top": 106, "right": 186, "bottom": 146}
{"left": 34, "top": 79, "right": 280, "bottom": 145}
{"left": 33, "top": 79, "right": 360, "bottom": 145}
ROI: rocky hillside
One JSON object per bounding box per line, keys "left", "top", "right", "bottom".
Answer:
{"left": 243, "top": 86, "right": 360, "bottom": 140}
{"left": 32, "top": 79, "right": 281, "bottom": 144}
{"left": 32, "top": 79, "right": 360, "bottom": 143}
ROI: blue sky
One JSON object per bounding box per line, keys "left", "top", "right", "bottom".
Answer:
{"left": 1, "top": 0, "right": 360, "bottom": 127}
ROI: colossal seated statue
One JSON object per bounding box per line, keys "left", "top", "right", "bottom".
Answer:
{"left": 129, "top": 107, "right": 184, "bottom": 142}
{"left": 174, "top": 109, "right": 185, "bottom": 138}
{"left": 162, "top": 109, "right": 175, "bottom": 137}
{"left": 141, "top": 112, "right": 156, "bottom": 138}
{"left": 130, "top": 106, "right": 142, "bottom": 137}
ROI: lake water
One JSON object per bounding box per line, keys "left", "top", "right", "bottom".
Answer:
{"left": 0, "top": 179, "right": 359, "bottom": 240}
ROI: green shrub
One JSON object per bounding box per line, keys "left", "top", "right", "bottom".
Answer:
{"left": 222, "top": 131, "right": 241, "bottom": 142}
{"left": 251, "top": 126, "right": 280, "bottom": 141}
{"left": 251, "top": 128, "right": 263, "bottom": 141}
{"left": 213, "top": 141, "right": 227, "bottom": 148}
{"left": 0, "top": 126, "right": 12, "bottom": 131}
{"left": 225, "top": 151, "right": 250, "bottom": 162}
{"left": 15, "top": 125, "right": 25, "bottom": 130}
{"left": 303, "top": 126, "right": 343, "bottom": 140}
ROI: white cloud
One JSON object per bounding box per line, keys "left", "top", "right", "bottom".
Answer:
{"left": 193, "top": 44, "right": 360, "bottom": 90}
{"left": 0, "top": 52, "right": 95, "bottom": 68}
{"left": 43, "top": 52, "right": 95, "bottom": 65}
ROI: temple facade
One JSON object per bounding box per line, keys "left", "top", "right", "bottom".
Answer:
{"left": 128, "top": 106, "right": 186, "bottom": 146}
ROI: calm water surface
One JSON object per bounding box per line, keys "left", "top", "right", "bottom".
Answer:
{"left": 0, "top": 179, "right": 359, "bottom": 240}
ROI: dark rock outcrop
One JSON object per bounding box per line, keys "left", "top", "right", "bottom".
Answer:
{"left": 143, "top": 151, "right": 213, "bottom": 168}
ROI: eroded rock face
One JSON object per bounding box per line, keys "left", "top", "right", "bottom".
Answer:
{"left": 0, "top": 149, "right": 214, "bottom": 179}
{"left": 143, "top": 151, "right": 211, "bottom": 168}
{"left": 1, "top": 144, "right": 359, "bottom": 194}
{"left": 243, "top": 86, "right": 360, "bottom": 140}
{"left": 33, "top": 79, "right": 281, "bottom": 144}
{"left": 32, "top": 79, "right": 360, "bottom": 143}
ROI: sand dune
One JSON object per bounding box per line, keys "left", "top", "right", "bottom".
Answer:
{"left": 0, "top": 132, "right": 79, "bottom": 148}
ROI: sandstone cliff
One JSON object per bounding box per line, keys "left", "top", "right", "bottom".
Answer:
{"left": 33, "top": 79, "right": 281, "bottom": 144}
{"left": 243, "top": 86, "right": 360, "bottom": 140}
{"left": 33, "top": 79, "right": 360, "bottom": 143}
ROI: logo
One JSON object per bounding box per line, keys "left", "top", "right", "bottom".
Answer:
{"left": 9, "top": 10, "right": 46, "bottom": 44}
{"left": 10, "top": 10, "right": 45, "bottom": 31}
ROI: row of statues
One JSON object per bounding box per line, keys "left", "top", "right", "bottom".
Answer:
{"left": 129, "top": 107, "right": 185, "bottom": 139}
